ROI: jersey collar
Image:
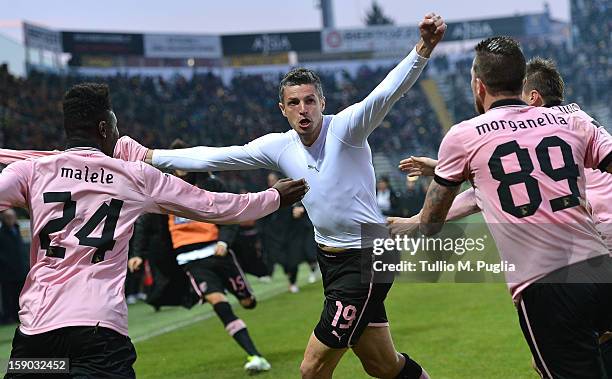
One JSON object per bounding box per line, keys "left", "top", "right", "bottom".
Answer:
{"left": 489, "top": 98, "right": 527, "bottom": 110}
{"left": 65, "top": 139, "right": 102, "bottom": 152}
{"left": 64, "top": 147, "right": 103, "bottom": 153}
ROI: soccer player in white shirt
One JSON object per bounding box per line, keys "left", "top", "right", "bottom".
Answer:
{"left": 116, "top": 13, "right": 446, "bottom": 379}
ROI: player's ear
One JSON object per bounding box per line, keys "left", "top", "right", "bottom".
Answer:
{"left": 320, "top": 96, "right": 326, "bottom": 112}
{"left": 531, "top": 90, "right": 544, "bottom": 107}
{"left": 98, "top": 120, "right": 107, "bottom": 139}
{"left": 476, "top": 78, "right": 487, "bottom": 99}
{"left": 278, "top": 102, "right": 287, "bottom": 117}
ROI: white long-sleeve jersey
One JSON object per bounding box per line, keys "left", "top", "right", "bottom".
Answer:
{"left": 153, "top": 48, "right": 428, "bottom": 248}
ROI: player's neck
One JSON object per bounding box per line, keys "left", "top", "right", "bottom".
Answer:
{"left": 65, "top": 137, "right": 102, "bottom": 151}
{"left": 299, "top": 120, "right": 323, "bottom": 147}
{"left": 483, "top": 95, "right": 524, "bottom": 112}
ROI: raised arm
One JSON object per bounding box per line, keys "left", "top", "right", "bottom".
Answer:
{"left": 140, "top": 164, "right": 306, "bottom": 224}
{"left": 330, "top": 13, "right": 446, "bottom": 146}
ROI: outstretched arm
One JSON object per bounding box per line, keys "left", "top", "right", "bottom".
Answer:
{"left": 0, "top": 149, "right": 58, "bottom": 165}
{"left": 398, "top": 156, "right": 438, "bottom": 177}
{"left": 140, "top": 164, "right": 307, "bottom": 224}
{"left": 114, "top": 134, "right": 283, "bottom": 173}
{"left": 331, "top": 13, "right": 446, "bottom": 146}
{"left": 388, "top": 187, "right": 479, "bottom": 236}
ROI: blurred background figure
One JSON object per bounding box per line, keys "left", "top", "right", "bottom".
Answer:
{"left": 288, "top": 202, "right": 319, "bottom": 289}
{"left": 376, "top": 175, "right": 401, "bottom": 216}
{"left": 0, "top": 208, "right": 27, "bottom": 325}
{"left": 230, "top": 189, "right": 273, "bottom": 280}
{"left": 399, "top": 176, "right": 428, "bottom": 217}
{"left": 260, "top": 172, "right": 298, "bottom": 292}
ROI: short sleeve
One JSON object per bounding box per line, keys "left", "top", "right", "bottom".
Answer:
{"left": 0, "top": 160, "right": 30, "bottom": 210}
{"left": 434, "top": 125, "right": 469, "bottom": 186}
{"left": 578, "top": 116, "right": 612, "bottom": 171}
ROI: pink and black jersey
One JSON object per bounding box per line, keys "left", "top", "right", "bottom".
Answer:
{"left": 549, "top": 104, "right": 612, "bottom": 248}
{"left": 0, "top": 148, "right": 280, "bottom": 336}
{"left": 435, "top": 99, "right": 612, "bottom": 301}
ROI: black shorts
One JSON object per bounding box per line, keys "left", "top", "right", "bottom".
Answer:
{"left": 518, "top": 256, "right": 612, "bottom": 379}
{"left": 182, "top": 251, "right": 253, "bottom": 301}
{"left": 4, "top": 326, "right": 136, "bottom": 379}
{"left": 313, "top": 247, "right": 392, "bottom": 349}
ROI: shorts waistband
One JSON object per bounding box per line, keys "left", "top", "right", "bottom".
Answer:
{"left": 317, "top": 244, "right": 365, "bottom": 254}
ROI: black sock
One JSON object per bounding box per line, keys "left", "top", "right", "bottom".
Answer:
{"left": 395, "top": 353, "right": 423, "bottom": 379}
{"left": 308, "top": 261, "right": 318, "bottom": 272}
{"left": 233, "top": 328, "right": 260, "bottom": 357}
{"left": 286, "top": 266, "right": 298, "bottom": 285}
{"left": 213, "top": 302, "right": 260, "bottom": 356}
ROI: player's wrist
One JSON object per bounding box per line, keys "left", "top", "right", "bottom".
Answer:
{"left": 416, "top": 39, "right": 433, "bottom": 58}
{"left": 145, "top": 149, "right": 154, "bottom": 165}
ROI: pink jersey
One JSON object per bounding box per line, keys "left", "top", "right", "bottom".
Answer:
{"left": 0, "top": 148, "right": 280, "bottom": 336}
{"left": 549, "top": 105, "right": 612, "bottom": 246}
{"left": 435, "top": 100, "right": 612, "bottom": 301}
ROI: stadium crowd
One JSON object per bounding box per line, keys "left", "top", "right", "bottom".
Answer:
{"left": 430, "top": 37, "right": 610, "bottom": 124}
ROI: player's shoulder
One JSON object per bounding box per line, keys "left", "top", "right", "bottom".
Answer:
{"left": 252, "top": 130, "right": 296, "bottom": 145}
{"left": 1, "top": 158, "right": 33, "bottom": 175}
{"left": 446, "top": 115, "right": 484, "bottom": 140}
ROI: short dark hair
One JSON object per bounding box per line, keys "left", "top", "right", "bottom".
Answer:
{"left": 473, "top": 36, "right": 526, "bottom": 95}
{"left": 278, "top": 68, "right": 324, "bottom": 103}
{"left": 62, "top": 83, "right": 112, "bottom": 137}
{"left": 524, "top": 57, "right": 564, "bottom": 106}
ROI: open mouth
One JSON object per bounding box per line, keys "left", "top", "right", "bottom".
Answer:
{"left": 299, "top": 119, "right": 311, "bottom": 128}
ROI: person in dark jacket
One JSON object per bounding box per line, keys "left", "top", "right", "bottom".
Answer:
{"left": 230, "top": 189, "right": 272, "bottom": 279}
{"left": 128, "top": 213, "right": 196, "bottom": 310}
{"left": 0, "top": 208, "right": 28, "bottom": 324}
{"left": 376, "top": 176, "right": 401, "bottom": 216}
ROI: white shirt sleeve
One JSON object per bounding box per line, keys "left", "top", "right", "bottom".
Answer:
{"left": 330, "top": 47, "right": 428, "bottom": 147}
{"left": 152, "top": 133, "right": 287, "bottom": 172}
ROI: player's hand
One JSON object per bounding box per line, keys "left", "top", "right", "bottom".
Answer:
{"left": 416, "top": 13, "right": 447, "bottom": 57}
{"left": 387, "top": 215, "right": 421, "bottom": 237}
{"left": 273, "top": 178, "right": 309, "bottom": 207}
{"left": 214, "top": 241, "right": 228, "bottom": 256}
{"left": 398, "top": 156, "right": 438, "bottom": 177}
{"left": 128, "top": 257, "right": 143, "bottom": 272}
{"left": 292, "top": 206, "right": 305, "bottom": 219}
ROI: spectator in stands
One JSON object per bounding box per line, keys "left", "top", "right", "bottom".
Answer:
{"left": 376, "top": 176, "right": 401, "bottom": 216}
